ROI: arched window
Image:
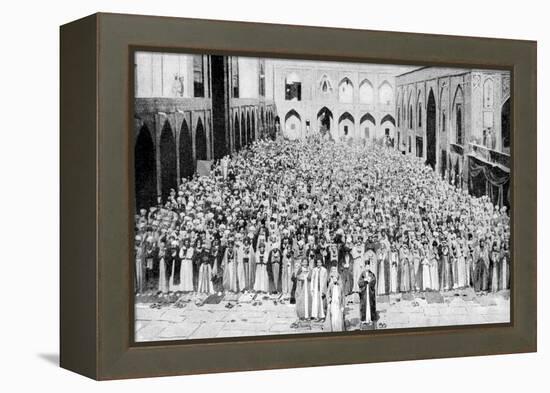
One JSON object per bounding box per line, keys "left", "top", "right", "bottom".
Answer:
{"left": 378, "top": 81, "right": 393, "bottom": 105}
{"left": 259, "top": 61, "right": 265, "bottom": 97}
{"left": 418, "top": 102, "right": 422, "bottom": 127}
{"left": 285, "top": 73, "right": 301, "bottom": 101}
{"left": 453, "top": 86, "right": 465, "bottom": 145}
{"left": 409, "top": 105, "right": 413, "bottom": 129}
{"left": 359, "top": 80, "right": 374, "bottom": 104}
{"left": 231, "top": 57, "right": 239, "bottom": 98}
{"left": 319, "top": 74, "right": 333, "bottom": 93}
{"left": 338, "top": 78, "right": 353, "bottom": 103}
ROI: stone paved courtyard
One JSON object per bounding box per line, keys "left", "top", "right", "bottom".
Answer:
{"left": 135, "top": 288, "right": 510, "bottom": 341}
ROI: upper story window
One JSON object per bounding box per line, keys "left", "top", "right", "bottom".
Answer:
{"left": 359, "top": 80, "right": 374, "bottom": 104}
{"left": 378, "top": 81, "right": 393, "bottom": 105}
{"left": 339, "top": 78, "right": 353, "bottom": 103}
{"left": 193, "top": 55, "right": 205, "bottom": 98}
{"left": 259, "top": 61, "right": 265, "bottom": 97}
{"left": 285, "top": 72, "right": 301, "bottom": 101}
{"left": 417, "top": 102, "right": 422, "bottom": 127}
{"left": 319, "top": 74, "right": 333, "bottom": 94}
{"left": 231, "top": 57, "right": 239, "bottom": 98}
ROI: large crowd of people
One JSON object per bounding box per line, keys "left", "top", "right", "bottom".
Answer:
{"left": 134, "top": 134, "right": 510, "bottom": 330}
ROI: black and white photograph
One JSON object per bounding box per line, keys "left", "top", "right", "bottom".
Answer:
{"left": 132, "top": 52, "right": 511, "bottom": 342}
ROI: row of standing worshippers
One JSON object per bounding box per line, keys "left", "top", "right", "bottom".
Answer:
{"left": 135, "top": 225, "right": 509, "bottom": 298}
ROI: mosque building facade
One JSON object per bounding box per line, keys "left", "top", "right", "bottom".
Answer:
{"left": 395, "top": 67, "right": 511, "bottom": 208}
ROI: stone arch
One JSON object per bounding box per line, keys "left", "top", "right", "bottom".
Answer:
{"left": 179, "top": 118, "right": 194, "bottom": 180}
{"left": 134, "top": 124, "right": 157, "bottom": 210}
{"left": 195, "top": 117, "right": 207, "bottom": 161}
{"left": 452, "top": 85, "right": 465, "bottom": 145}
{"left": 284, "top": 109, "right": 301, "bottom": 139}
{"left": 360, "top": 113, "right": 376, "bottom": 140}
{"left": 251, "top": 110, "right": 255, "bottom": 142}
{"left": 378, "top": 80, "right": 393, "bottom": 105}
{"left": 246, "top": 110, "right": 251, "bottom": 146}
{"left": 426, "top": 88, "right": 437, "bottom": 169}
{"left": 359, "top": 79, "right": 374, "bottom": 104}
{"left": 160, "top": 120, "right": 177, "bottom": 202}
{"left": 338, "top": 111, "right": 355, "bottom": 138}
{"left": 338, "top": 77, "right": 354, "bottom": 103}
{"left": 317, "top": 106, "right": 333, "bottom": 133}
{"left": 234, "top": 112, "right": 241, "bottom": 151}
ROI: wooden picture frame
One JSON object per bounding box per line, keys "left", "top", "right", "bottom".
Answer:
{"left": 60, "top": 12, "right": 537, "bottom": 380}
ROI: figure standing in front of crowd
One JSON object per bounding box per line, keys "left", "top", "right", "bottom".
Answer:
{"left": 430, "top": 243, "right": 440, "bottom": 291}
{"left": 144, "top": 237, "right": 158, "bottom": 291}
{"left": 178, "top": 237, "right": 195, "bottom": 292}
{"left": 421, "top": 245, "right": 432, "bottom": 290}
{"left": 389, "top": 244, "right": 399, "bottom": 294}
{"left": 325, "top": 268, "right": 345, "bottom": 332}
{"left": 377, "top": 243, "right": 388, "bottom": 295}
{"left": 239, "top": 236, "right": 254, "bottom": 291}
{"left": 295, "top": 259, "right": 312, "bottom": 320}
{"left": 358, "top": 263, "right": 377, "bottom": 325}
{"left": 365, "top": 245, "right": 377, "bottom": 293}
{"left": 489, "top": 242, "right": 500, "bottom": 293}
{"left": 268, "top": 242, "right": 282, "bottom": 293}
{"left": 311, "top": 255, "right": 328, "bottom": 321}
{"left": 500, "top": 240, "right": 510, "bottom": 290}
{"left": 167, "top": 240, "right": 180, "bottom": 292}
{"left": 193, "top": 238, "right": 207, "bottom": 290}
{"left": 474, "top": 239, "right": 489, "bottom": 292}
{"left": 351, "top": 236, "right": 365, "bottom": 293}
{"left": 399, "top": 242, "right": 411, "bottom": 293}
{"left": 254, "top": 243, "right": 270, "bottom": 293}
{"left": 222, "top": 238, "right": 238, "bottom": 292}
{"left": 441, "top": 241, "right": 452, "bottom": 291}
{"left": 134, "top": 236, "right": 145, "bottom": 294}
{"left": 197, "top": 253, "right": 214, "bottom": 294}
{"left": 157, "top": 241, "right": 169, "bottom": 294}
{"left": 210, "top": 238, "right": 224, "bottom": 293}
{"left": 281, "top": 240, "right": 294, "bottom": 297}
{"left": 339, "top": 242, "right": 354, "bottom": 297}
{"left": 411, "top": 243, "right": 421, "bottom": 292}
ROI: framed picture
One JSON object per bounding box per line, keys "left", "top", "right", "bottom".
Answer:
{"left": 60, "top": 13, "right": 537, "bottom": 380}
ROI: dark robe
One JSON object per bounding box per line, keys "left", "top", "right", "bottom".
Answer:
{"left": 474, "top": 247, "right": 489, "bottom": 292}
{"left": 267, "top": 248, "right": 282, "bottom": 293}
{"left": 210, "top": 248, "right": 224, "bottom": 292}
{"left": 358, "top": 271, "right": 377, "bottom": 322}
{"left": 166, "top": 247, "right": 180, "bottom": 286}
{"left": 338, "top": 250, "right": 354, "bottom": 296}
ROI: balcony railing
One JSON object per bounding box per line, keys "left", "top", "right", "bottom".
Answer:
{"left": 468, "top": 142, "right": 510, "bottom": 168}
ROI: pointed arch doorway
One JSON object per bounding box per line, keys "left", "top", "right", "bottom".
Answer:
{"left": 135, "top": 125, "right": 157, "bottom": 210}
{"left": 426, "top": 89, "right": 437, "bottom": 170}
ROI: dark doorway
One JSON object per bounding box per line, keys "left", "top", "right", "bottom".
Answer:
{"left": 246, "top": 112, "right": 251, "bottom": 146}
{"left": 234, "top": 113, "right": 241, "bottom": 151}
{"left": 416, "top": 136, "right": 423, "bottom": 158}
{"left": 135, "top": 125, "right": 157, "bottom": 210}
{"left": 317, "top": 106, "right": 333, "bottom": 133}
{"left": 241, "top": 113, "right": 246, "bottom": 146}
{"left": 426, "top": 89, "right": 437, "bottom": 169}
{"left": 211, "top": 55, "right": 229, "bottom": 159}
{"left": 501, "top": 98, "right": 510, "bottom": 151}
{"left": 251, "top": 111, "right": 255, "bottom": 142}
{"left": 179, "top": 119, "right": 193, "bottom": 180}
{"left": 195, "top": 118, "right": 207, "bottom": 161}
{"left": 160, "top": 121, "right": 177, "bottom": 202}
